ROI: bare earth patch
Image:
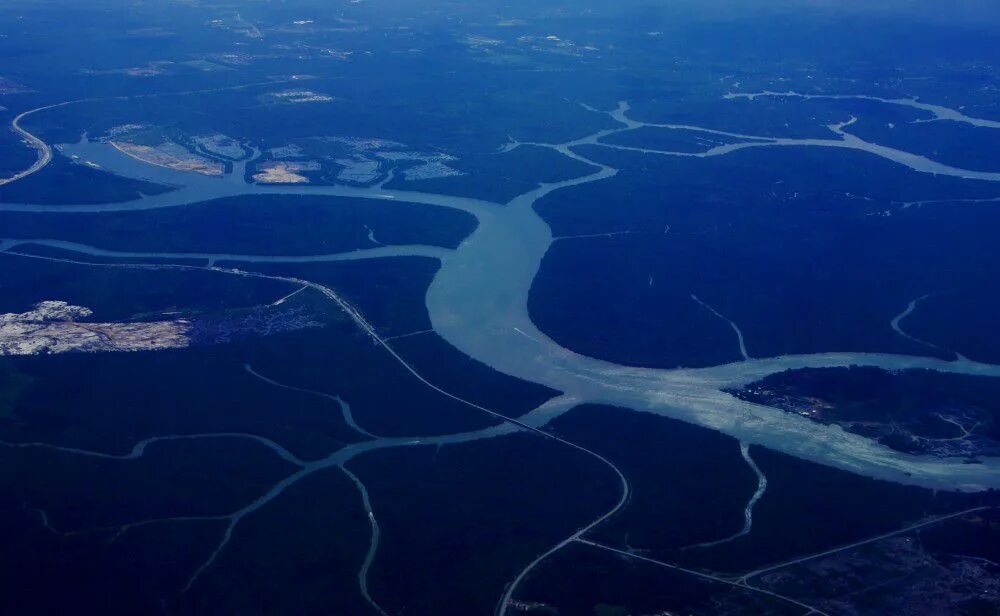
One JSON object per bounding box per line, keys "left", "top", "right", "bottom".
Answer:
{"left": 0, "top": 301, "right": 191, "bottom": 355}
{"left": 252, "top": 160, "right": 320, "bottom": 184}
{"left": 110, "top": 140, "right": 224, "bottom": 175}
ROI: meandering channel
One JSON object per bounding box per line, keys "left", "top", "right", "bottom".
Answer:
{"left": 5, "top": 90, "right": 1000, "bottom": 612}
{"left": 4, "top": 92, "right": 1000, "bottom": 491}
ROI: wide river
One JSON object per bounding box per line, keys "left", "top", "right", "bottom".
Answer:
{"left": 4, "top": 97, "right": 1000, "bottom": 492}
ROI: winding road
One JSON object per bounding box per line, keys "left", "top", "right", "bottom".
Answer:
{"left": 0, "top": 101, "right": 79, "bottom": 187}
